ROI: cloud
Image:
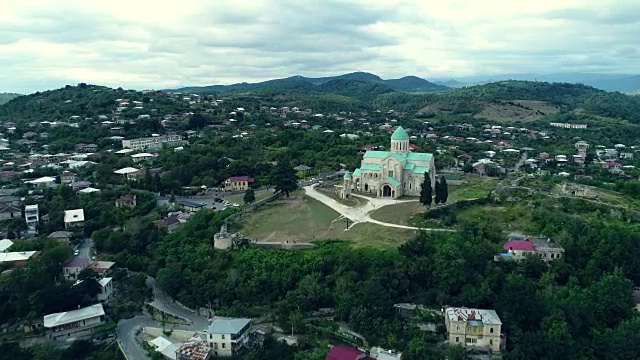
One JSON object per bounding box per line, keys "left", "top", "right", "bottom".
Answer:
{"left": 0, "top": 0, "right": 638, "bottom": 93}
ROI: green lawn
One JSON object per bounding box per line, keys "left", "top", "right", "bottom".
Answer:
{"left": 448, "top": 175, "right": 498, "bottom": 202}
{"left": 370, "top": 201, "right": 424, "bottom": 226}
{"left": 236, "top": 195, "right": 413, "bottom": 248}
{"left": 454, "top": 203, "right": 537, "bottom": 233}
{"left": 226, "top": 189, "right": 274, "bottom": 205}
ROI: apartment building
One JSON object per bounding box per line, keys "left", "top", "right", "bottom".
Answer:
{"left": 44, "top": 303, "right": 106, "bottom": 341}
{"left": 24, "top": 204, "right": 39, "bottom": 233}
{"left": 121, "top": 134, "right": 185, "bottom": 150}
{"left": 445, "top": 307, "right": 502, "bottom": 353}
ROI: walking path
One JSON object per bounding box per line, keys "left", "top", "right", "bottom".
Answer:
{"left": 303, "top": 185, "right": 453, "bottom": 232}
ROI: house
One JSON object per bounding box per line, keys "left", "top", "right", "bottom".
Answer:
{"left": 24, "top": 204, "right": 39, "bottom": 233}
{"left": 154, "top": 215, "right": 181, "bottom": 233}
{"left": 444, "top": 307, "right": 502, "bottom": 353}
{"left": 176, "top": 336, "right": 212, "bottom": 360}
{"left": 44, "top": 303, "right": 106, "bottom": 341}
{"left": 0, "top": 238, "right": 13, "bottom": 252}
{"left": 64, "top": 209, "right": 85, "bottom": 229}
{"left": 97, "top": 277, "right": 114, "bottom": 303}
{"left": 0, "top": 251, "right": 39, "bottom": 267}
{"left": 0, "top": 203, "right": 21, "bottom": 220}
{"left": 224, "top": 176, "right": 254, "bottom": 192}
{"left": 325, "top": 345, "right": 373, "bottom": 360}
{"left": 48, "top": 231, "right": 73, "bottom": 245}
{"left": 131, "top": 152, "right": 157, "bottom": 162}
{"left": 176, "top": 199, "right": 206, "bottom": 212}
{"left": 496, "top": 234, "right": 564, "bottom": 262}
{"left": 60, "top": 171, "right": 76, "bottom": 184}
{"left": 63, "top": 257, "right": 91, "bottom": 280}
{"left": 27, "top": 176, "right": 57, "bottom": 187}
{"left": 471, "top": 159, "right": 495, "bottom": 176}
{"left": 115, "top": 194, "right": 137, "bottom": 208}
{"left": 71, "top": 181, "right": 93, "bottom": 191}
{"left": 148, "top": 335, "right": 181, "bottom": 360}
{"left": 90, "top": 260, "right": 116, "bottom": 277}
{"left": 206, "top": 318, "right": 251, "bottom": 357}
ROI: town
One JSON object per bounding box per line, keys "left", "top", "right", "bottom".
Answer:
{"left": 0, "top": 78, "right": 639, "bottom": 360}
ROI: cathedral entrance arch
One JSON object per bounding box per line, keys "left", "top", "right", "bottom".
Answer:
{"left": 381, "top": 184, "right": 392, "bottom": 197}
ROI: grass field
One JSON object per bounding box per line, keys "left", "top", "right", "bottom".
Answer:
{"left": 236, "top": 194, "right": 414, "bottom": 248}
{"left": 369, "top": 175, "right": 498, "bottom": 225}
{"left": 454, "top": 203, "right": 537, "bottom": 233}
{"left": 316, "top": 186, "right": 368, "bottom": 207}
{"left": 448, "top": 175, "right": 498, "bottom": 201}
{"left": 370, "top": 201, "right": 424, "bottom": 226}
{"left": 226, "top": 189, "right": 273, "bottom": 205}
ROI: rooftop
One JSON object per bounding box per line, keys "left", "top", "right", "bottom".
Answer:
{"left": 226, "top": 176, "right": 254, "bottom": 183}
{"left": 0, "top": 239, "right": 14, "bottom": 252}
{"left": 64, "top": 208, "right": 85, "bottom": 223}
{"left": 208, "top": 318, "right": 251, "bottom": 335}
{"left": 445, "top": 307, "right": 502, "bottom": 325}
{"left": 0, "top": 251, "right": 38, "bottom": 263}
{"left": 44, "top": 303, "right": 105, "bottom": 328}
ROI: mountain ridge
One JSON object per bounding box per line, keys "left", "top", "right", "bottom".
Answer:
{"left": 169, "top": 72, "right": 449, "bottom": 94}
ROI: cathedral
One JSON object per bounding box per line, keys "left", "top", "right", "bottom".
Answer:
{"left": 343, "top": 126, "right": 435, "bottom": 199}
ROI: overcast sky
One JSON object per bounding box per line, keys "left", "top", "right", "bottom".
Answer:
{"left": 2, "top": 0, "right": 639, "bottom": 93}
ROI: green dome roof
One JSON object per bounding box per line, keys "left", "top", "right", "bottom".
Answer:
{"left": 343, "top": 171, "right": 352, "bottom": 179}
{"left": 391, "top": 126, "right": 409, "bottom": 140}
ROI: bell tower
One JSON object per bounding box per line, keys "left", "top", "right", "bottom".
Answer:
{"left": 390, "top": 126, "right": 410, "bottom": 153}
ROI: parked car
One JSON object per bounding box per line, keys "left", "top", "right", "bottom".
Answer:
{"left": 74, "top": 250, "right": 80, "bottom": 256}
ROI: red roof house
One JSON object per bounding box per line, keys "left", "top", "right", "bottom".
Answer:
{"left": 325, "top": 346, "right": 373, "bottom": 360}
{"left": 503, "top": 238, "right": 536, "bottom": 252}
{"left": 226, "top": 176, "right": 254, "bottom": 183}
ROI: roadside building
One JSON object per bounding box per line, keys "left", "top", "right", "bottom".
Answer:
{"left": 206, "top": 318, "right": 251, "bottom": 357}
{"left": 444, "top": 307, "right": 502, "bottom": 353}
{"left": 64, "top": 209, "right": 85, "bottom": 229}
{"left": 43, "top": 303, "right": 106, "bottom": 341}
{"left": 224, "top": 176, "right": 254, "bottom": 192}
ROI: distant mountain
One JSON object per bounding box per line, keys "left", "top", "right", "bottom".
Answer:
{"left": 433, "top": 79, "right": 467, "bottom": 88}
{"left": 170, "top": 72, "right": 449, "bottom": 94}
{"left": 586, "top": 75, "right": 640, "bottom": 93}
{"left": 0, "top": 93, "right": 21, "bottom": 105}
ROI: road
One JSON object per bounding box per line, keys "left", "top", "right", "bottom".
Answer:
{"left": 76, "top": 238, "right": 93, "bottom": 258}
{"left": 146, "top": 277, "right": 210, "bottom": 331}
{"left": 116, "top": 316, "right": 158, "bottom": 360}
{"left": 116, "top": 278, "right": 210, "bottom": 360}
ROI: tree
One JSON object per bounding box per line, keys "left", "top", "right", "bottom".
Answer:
{"left": 169, "top": 192, "right": 176, "bottom": 204}
{"left": 243, "top": 189, "right": 256, "bottom": 204}
{"left": 440, "top": 176, "right": 449, "bottom": 204}
{"left": 419, "top": 173, "right": 433, "bottom": 208}
{"left": 270, "top": 159, "right": 298, "bottom": 197}
{"left": 144, "top": 168, "right": 152, "bottom": 190}
{"left": 153, "top": 173, "right": 162, "bottom": 193}
{"left": 434, "top": 178, "right": 442, "bottom": 204}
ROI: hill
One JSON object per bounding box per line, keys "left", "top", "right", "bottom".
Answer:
{"left": 374, "top": 80, "right": 640, "bottom": 123}
{"left": 170, "top": 72, "right": 449, "bottom": 94}
{"left": 0, "top": 93, "right": 21, "bottom": 105}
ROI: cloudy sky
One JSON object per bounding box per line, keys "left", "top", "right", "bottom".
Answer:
{"left": 1, "top": 0, "right": 639, "bottom": 93}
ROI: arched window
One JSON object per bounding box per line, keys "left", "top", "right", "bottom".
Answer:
{"left": 490, "top": 327, "right": 494, "bottom": 333}
{"left": 409, "top": 182, "right": 412, "bottom": 189}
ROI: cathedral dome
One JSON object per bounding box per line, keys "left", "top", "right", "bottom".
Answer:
{"left": 391, "top": 126, "right": 409, "bottom": 140}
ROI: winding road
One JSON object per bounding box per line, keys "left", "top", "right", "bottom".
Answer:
{"left": 116, "top": 278, "right": 210, "bottom": 360}
{"left": 303, "top": 184, "right": 453, "bottom": 231}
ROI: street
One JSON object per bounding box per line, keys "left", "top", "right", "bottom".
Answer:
{"left": 76, "top": 238, "right": 93, "bottom": 258}
{"left": 146, "top": 277, "right": 210, "bottom": 331}
{"left": 116, "top": 316, "right": 158, "bottom": 360}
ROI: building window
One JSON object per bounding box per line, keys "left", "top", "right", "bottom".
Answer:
{"left": 222, "top": 335, "right": 225, "bottom": 340}
{"left": 490, "top": 339, "right": 493, "bottom": 345}
{"left": 550, "top": 253, "right": 554, "bottom": 259}
{"left": 388, "top": 171, "right": 393, "bottom": 177}
{"left": 490, "top": 327, "right": 494, "bottom": 333}
{"left": 455, "top": 337, "right": 459, "bottom": 343}
{"left": 456, "top": 325, "right": 460, "bottom": 331}
{"left": 409, "top": 183, "right": 412, "bottom": 189}
{"left": 222, "top": 343, "right": 226, "bottom": 349}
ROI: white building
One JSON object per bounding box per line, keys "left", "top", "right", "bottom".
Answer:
{"left": 44, "top": 303, "right": 106, "bottom": 341}
{"left": 97, "top": 277, "right": 114, "bottom": 303}
{"left": 24, "top": 204, "right": 39, "bottom": 233}
{"left": 64, "top": 209, "right": 85, "bottom": 229}
{"left": 27, "top": 176, "right": 57, "bottom": 187}
{"left": 121, "top": 134, "right": 185, "bottom": 150}
{"left": 0, "top": 239, "right": 14, "bottom": 253}
{"left": 444, "top": 307, "right": 502, "bottom": 353}
{"left": 206, "top": 318, "right": 251, "bottom": 357}
{"left": 131, "top": 152, "right": 157, "bottom": 162}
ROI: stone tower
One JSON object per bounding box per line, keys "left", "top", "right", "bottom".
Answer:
{"left": 390, "top": 126, "right": 410, "bottom": 153}
{"left": 341, "top": 171, "right": 352, "bottom": 199}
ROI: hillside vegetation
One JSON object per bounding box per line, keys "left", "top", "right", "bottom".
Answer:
{"left": 0, "top": 92, "right": 21, "bottom": 105}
